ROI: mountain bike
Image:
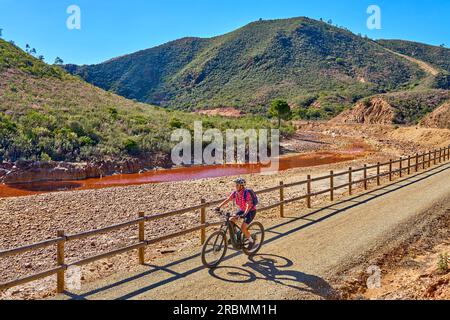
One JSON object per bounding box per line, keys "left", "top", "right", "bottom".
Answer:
{"left": 201, "top": 209, "right": 265, "bottom": 268}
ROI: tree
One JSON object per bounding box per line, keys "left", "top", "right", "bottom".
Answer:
{"left": 38, "top": 55, "right": 45, "bottom": 61}
{"left": 54, "top": 57, "right": 64, "bottom": 65}
{"left": 268, "top": 99, "right": 291, "bottom": 128}
{"left": 30, "top": 48, "right": 37, "bottom": 55}
{"left": 25, "top": 44, "right": 30, "bottom": 53}
{"left": 0, "top": 28, "right": 3, "bottom": 38}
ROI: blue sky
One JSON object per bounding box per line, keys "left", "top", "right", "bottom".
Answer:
{"left": 0, "top": 0, "right": 449, "bottom": 65}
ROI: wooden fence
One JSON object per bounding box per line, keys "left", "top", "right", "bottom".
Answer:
{"left": 0, "top": 146, "right": 449, "bottom": 293}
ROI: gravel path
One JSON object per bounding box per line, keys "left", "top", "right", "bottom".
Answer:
{"left": 53, "top": 162, "right": 450, "bottom": 300}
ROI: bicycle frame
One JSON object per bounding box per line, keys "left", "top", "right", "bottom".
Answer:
{"left": 218, "top": 212, "right": 244, "bottom": 249}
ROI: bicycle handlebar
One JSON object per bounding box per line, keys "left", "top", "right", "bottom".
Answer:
{"left": 213, "top": 208, "right": 232, "bottom": 218}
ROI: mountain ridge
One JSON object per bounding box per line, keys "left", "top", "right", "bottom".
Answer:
{"left": 66, "top": 16, "right": 447, "bottom": 116}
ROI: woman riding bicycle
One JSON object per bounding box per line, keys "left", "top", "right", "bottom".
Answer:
{"left": 216, "top": 178, "right": 257, "bottom": 250}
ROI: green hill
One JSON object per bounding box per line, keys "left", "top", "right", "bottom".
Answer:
{"left": 0, "top": 39, "right": 278, "bottom": 163}
{"left": 67, "top": 17, "right": 430, "bottom": 115}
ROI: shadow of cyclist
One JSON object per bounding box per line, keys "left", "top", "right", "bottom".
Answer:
{"left": 209, "top": 254, "right": 336, "bottom": 299}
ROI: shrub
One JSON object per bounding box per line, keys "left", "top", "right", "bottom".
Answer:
{"left": 169, "top": 117, "right": 184, "bottom": 129}
{"left": 336, "top": 57, "right": 345, "bottom": 65}
{"left": 40, "top": 152, "right": 52, "bottom": 161}
{"left": 437, "top": 253, "right": 448, "bottom": 274}
{"left": 108, "top": 107, "right": 119, "bottom": 120}
{"left": 122, "top": 138, "right": 139, "bottom": 156}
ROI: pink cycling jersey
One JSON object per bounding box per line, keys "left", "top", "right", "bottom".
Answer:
{"left": 230, "top": 189, "right": 256, "bottom": 212}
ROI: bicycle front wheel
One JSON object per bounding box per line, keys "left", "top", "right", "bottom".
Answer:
{"left": 201, "top": 230, "right": 228, "bottom": 268}
{"left": 242, "top": 222, "right": 265, "bottom": 256}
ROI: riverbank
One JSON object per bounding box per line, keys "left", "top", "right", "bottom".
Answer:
{"left": 0, "top": 153, "right": 171, "bottom": 185}
{"left": 0, "top": 129, "right": 367, "bottom": 198}
{"left": 2, "top": 123, "right": 448, "bottom": 189}
{"left": 0, "top": 130, "right": 327, "bottom": 186}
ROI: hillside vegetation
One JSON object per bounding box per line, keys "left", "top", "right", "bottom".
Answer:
{"left": 0, "top": 39, "right": 282, "bottom": 163}
{"left": 67, "top": 17, "right": 429, "bottom": 116}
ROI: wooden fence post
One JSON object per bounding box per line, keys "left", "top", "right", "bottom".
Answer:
{"left": 306, "top": 175, "right": 312, "bottom": 209}
{"left": 428, "top": 151, "right": 432, "bottom": 167}
{"left": 439, "top": 148, "right": 442, "bottom": 163}
{"left": 348, "top": 167, "right": 353, "bottom": 196}
{"left": 330, "top": 171, "right": 334, "bottom": 202}
{"left": 422, "top": 153, "right": 426, "bottom": 170}
{"left": 376, "top": 162, "right": 381, "bottom": 186}
{"left": 363, "top": 164, "right": 368, "bottom": 190}
{"left": 399, "top": 157, "right": 403, "bottom": 178}
{"left": 407, "top": 155, "right": 411, "bottom": 175}
{"left": 56, "top": 230, "right": 65, "bottom": 294}
{"left": 389, "top": 160, "right": 393, "bottom": 181}
{"left": 415, "top": 153, "right": 419, "bottom": 172}
{"left": 279, "top": 181, "right": 284, "bottom": 218}
{"left": 434, "top": 150, "right": 437, "bottom": 165}
{"left": 200, "top": 199, "right": 206, "bottom": 245}
{"left": 138, "top": 212, "right": 145, "bottom": 265}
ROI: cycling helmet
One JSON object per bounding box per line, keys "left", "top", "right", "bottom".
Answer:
{"left": 234, "top": 178, "right": 246, "bottom": 185}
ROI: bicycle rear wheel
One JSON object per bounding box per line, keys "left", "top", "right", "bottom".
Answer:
{"left": 242, "top": 222, "right": 265, "bottom": 256}
{"left": 201, "top": 230, "right": 228, "bottom": 268}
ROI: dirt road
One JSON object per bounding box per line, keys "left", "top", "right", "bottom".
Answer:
{"left": 57, "top": 162, "right": 450, "bottom": 300}
{"left": 385, "top": 48, "right": 440, "bottom": 76}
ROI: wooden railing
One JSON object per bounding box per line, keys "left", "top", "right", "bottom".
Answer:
{"left": 1, "top": 146, "right": 449, "bottom": 293}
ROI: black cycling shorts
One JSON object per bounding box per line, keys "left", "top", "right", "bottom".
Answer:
{"left": 236, "top": 210, "right": 256, "bottom": 225}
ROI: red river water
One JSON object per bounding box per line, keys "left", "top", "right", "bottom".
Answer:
{"left": 0, "top": 147, "right": 367, "bottom": 198}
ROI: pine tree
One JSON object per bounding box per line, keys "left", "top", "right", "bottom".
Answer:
{"left": 54, "top": 57, "right": 64, "bottom": 65}
{"left": 268, "top": 99, "right": 292, "bottom": 128}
